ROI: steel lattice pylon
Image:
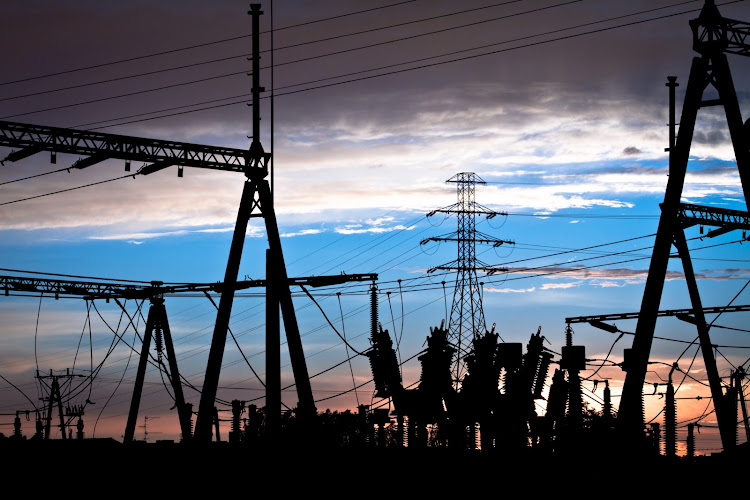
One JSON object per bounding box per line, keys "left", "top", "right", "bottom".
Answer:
{"left": 423, "top": 173, "right": 512, "bottom": 383}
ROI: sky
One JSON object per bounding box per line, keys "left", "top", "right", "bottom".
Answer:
{"left": 0, "top": 0, "right": 749, "bottom": 453}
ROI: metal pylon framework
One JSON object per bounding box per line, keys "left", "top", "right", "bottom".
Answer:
{"left": 619, "top": 0, "right": 750, "bottom": 452}
{"left": 423, "top": 172, "right": 512, "bottom": 382}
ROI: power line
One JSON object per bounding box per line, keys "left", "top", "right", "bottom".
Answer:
{"left": 505, "top": 212, "right": 660, "bottom": 219}
{"left": 0, "top": 1, "right": 527, "bottom": 103}
{"left": 3, "top": 0, "right": 702, "bottom": 108}
{"left": 0, "top": 173, "right": 136, "bottom": 207}
{"left": 0, "top": 0, "right": 559, "bottom": 121}
{"left": 0, "top": 0, "right": 419, "bottom": 87}
{"left": 0, "top": 166, "right": 76, "bottom": 186}
{"left": 0, "top": 268, "right": 152, "bottom": 284}
{"left": 0, "top": 70, "right": 250, "bottom": 121}
{"left": 6, "top": 0, "right": 713, "bottom": 128}
{"left": 498, "top": 233, "right": 657, "bottom": 266}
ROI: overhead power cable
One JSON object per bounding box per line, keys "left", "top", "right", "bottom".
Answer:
{"left": 0, "top": 166, "right": 77, "bottom": 187}
{"left": 0, "top": 0, "right": 524, "bottom": 102}
{"left": 3, "top": 0, "right": 703, "bottom": 107}
{"left": 300, "top": 285, "right": 368, "bottom": 356}
{"left": 498, "top": 233, "right": 656, "bottom": 266}
{"left": 0, "top": 0, "right": 419, "bottom": 86}
{"left": 0, "top": 0, "right": 557, "bottom": 121}
{"left": 6, "top": 0, "right": 716, "bottom": 127}
{"left": 0, "top": 267, "right": 152, "bottom": 284}
{"left": 203, "top": 291, "right": 267, "bottom": 391}
{"left": 0, "top": 71, "right": 251, "bottom": 121}
{"left": 0, "top": 174, "right": 135, "bottom": 207}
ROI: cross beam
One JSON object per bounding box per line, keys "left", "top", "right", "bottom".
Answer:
{"left": 0, "top": 120, "right": 249, "bottom": 173}
{"left": 0, "top": 274, "right": 377, "bottom": 300}
{"left": 677, "top": 202, "right": 750, "bottom": 230}
{"left": 566, "top": 304, "right": 750, "bottom": 324}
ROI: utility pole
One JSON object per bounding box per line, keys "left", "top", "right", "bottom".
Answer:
{"left": 193, "top": 3, "right": 319, "bottom": 441}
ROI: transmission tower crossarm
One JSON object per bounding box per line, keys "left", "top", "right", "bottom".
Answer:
{"left": 723, "top": 18, "right": 750, "bottom": 56}
{"left": 677, "top": 202, "right": 750, "bottom": 230}
{"left": 429, "top": 264, "right": 508, "bottom": 275}
{"left": 0, "top": 273, "right": 377, "bottom": 300}
{"left": 429, "top": 208, "right": 507, "bottom": 217}
{"left": 423, "top": 236, "right": 514, "bottom": 246}
{"left": 0, "top": 119, "right": 248, "bottom": 172}
{"left": 565, "top": 303, "right": 750, "bottom": 324}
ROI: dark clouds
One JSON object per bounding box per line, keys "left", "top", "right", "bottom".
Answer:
{"left": 693, "top": 129, "right": 728, "bottom": 145}
{"left": 5, "top": 0, "right": 748, "bottom": 139}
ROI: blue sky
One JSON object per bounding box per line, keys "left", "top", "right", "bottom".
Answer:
{"left": 0, "top": 0, "right": 748, "bottom": 451}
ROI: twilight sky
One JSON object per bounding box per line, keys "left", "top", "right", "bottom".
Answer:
{"left": 1, "top": 0, "right": 748, "bottom": 451}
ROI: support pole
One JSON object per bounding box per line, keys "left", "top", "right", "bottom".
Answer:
{"left": 673, "top": 231, "right": 734, "bottom": 450}
{"left": 250, "top": 3, "right": 263, "bottom": 154}
{"left": 194, "top": 180, "right": 257, "bottom": 441}
{"left": 157, "top": 299, "right": 192, "bottom": 442}
{"left": 619, "top": 61, "right": 705, "bottom": 440}
{"left": 194, "top": 4, "right": 316, "bottom": 440}
{"left": 258, "top": 180, "right": 316, "bottom": 419}
{"left": 44, "top": 378, "right": 53, "bottom": 440}
{"left": 213, "top": 407, "right": 221, "bottom": 442}
{"left": 124, "top": 305, "right": 156, "bottom": 443}
{"left": 266, "top": 248, "right": 281, "bottom": 437}
{"left": 739, "top": 368, "right": 750, "bottom": 443}
{"left": 54, "top": 379, "right": 66, "bottom": 440}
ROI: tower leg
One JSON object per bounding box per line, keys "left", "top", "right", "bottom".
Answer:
{"left": 124, "top": 304, "right": 155, "bottom": 443}
{"left": 157, "top": 300, "right": 192, "bottom": 442}
{"left": 257, "top": 180, "right": 316, "bottom": 419}
{"left": 194, "top": 180, "right": 257, "bottom": 441}
{"left": 618, "top": 58, "right": 706, "bottom": 440}
{"left": 266, "top": 248, "right": 281, "bottom": 438}
{"left": 673, "top": 231, "right": 734, "bottom": 451}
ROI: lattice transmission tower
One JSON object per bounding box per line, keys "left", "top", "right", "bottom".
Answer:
{"left": 422, "top": 173, "right": 513, "bottom": 383}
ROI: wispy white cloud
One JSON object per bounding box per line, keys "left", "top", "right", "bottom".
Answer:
{"left": 334, "top": 223, "right": 416, "bottom": 235}
{"left": 88, "top": 225, "right": 262, "bottom": 241}
{"left": 90, "top": 230, "right": 189, "bottom": 241}
{"left": 541, "top": 282, "right": 577, "bottom": 290}
{"left": 485, "top": 286, "right": 536, "bottom": 293}
{"left": 195, "top": 227, "right": 234, "bottom": 234}
{"left": 505, "top": 266, "right": 750, "bottom": 284}
{"left": 597, "top": 281, "right": 625, "bottom": 288}
{"left": 281, "top": 228, "right": 324, "bottom": 238}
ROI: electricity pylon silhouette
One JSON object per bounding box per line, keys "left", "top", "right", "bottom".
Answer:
{"left": 422, "top": 173, "right": 513, "bottom": 384}
{"left": 619, "top": 0, "right": 750, "bottom": 452}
